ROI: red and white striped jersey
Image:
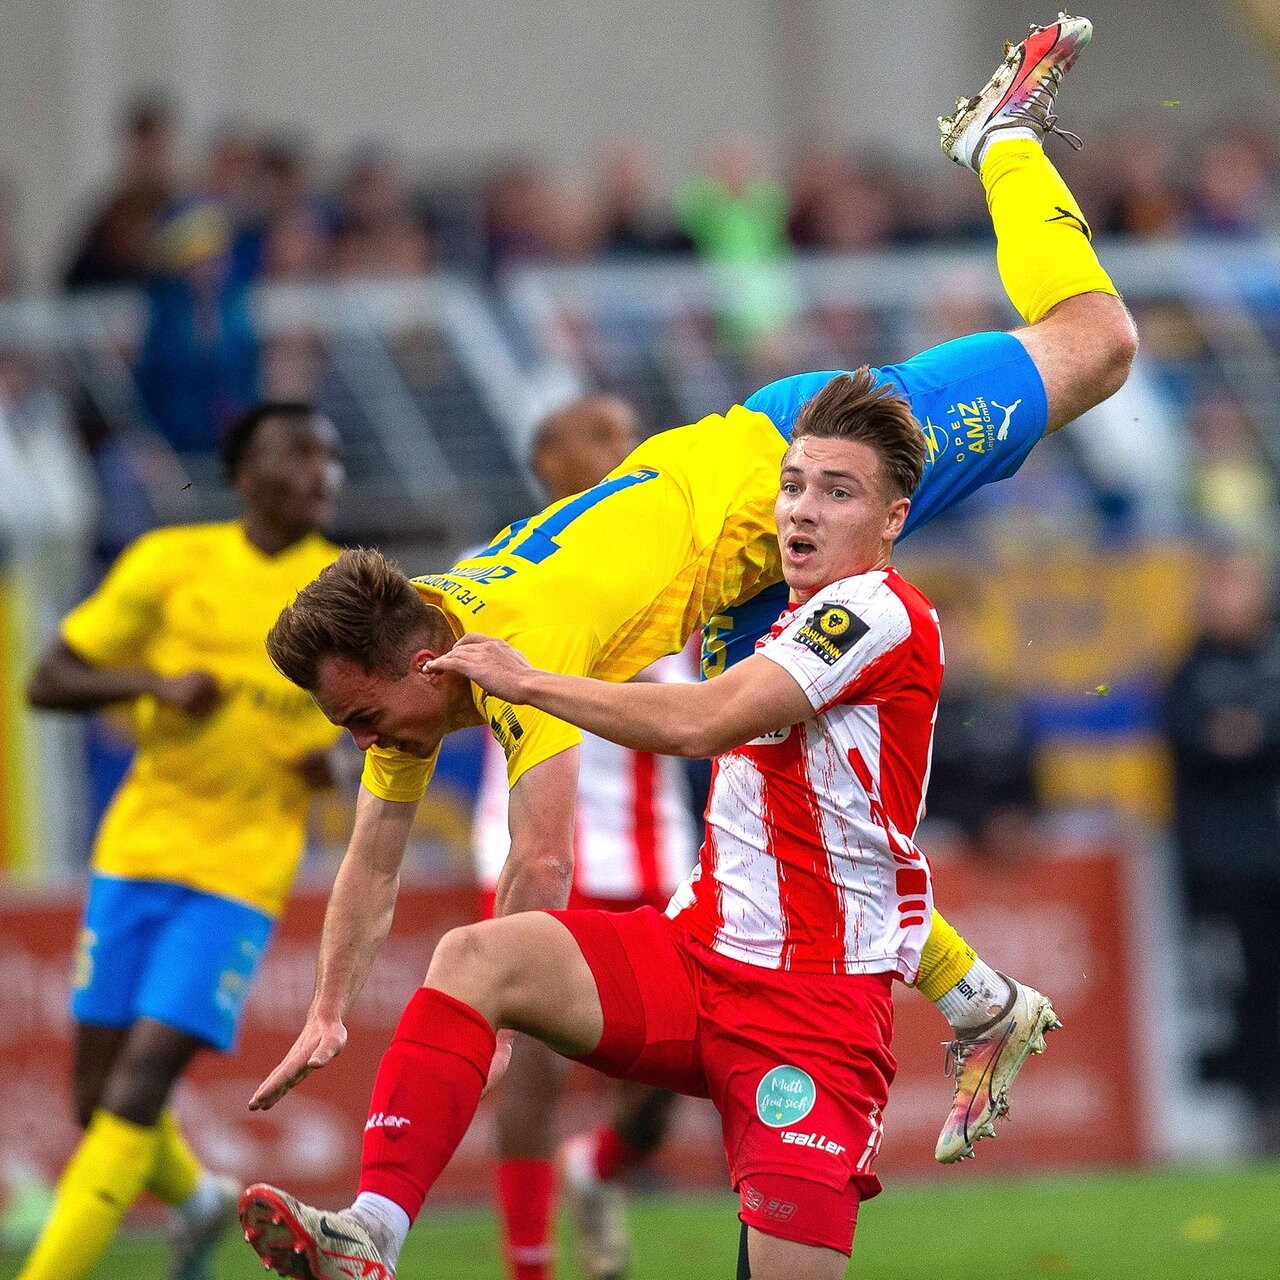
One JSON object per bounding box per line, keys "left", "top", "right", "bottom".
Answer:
{"left": 472, "top": 652, "right": 699, "bottom": 901}
{"left": 668, "top": 567, "right": 941, "bottom": 977}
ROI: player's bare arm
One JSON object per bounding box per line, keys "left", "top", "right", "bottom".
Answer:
{"left": 493, "top": 746, "right": 580, "bottom": 915}
{"left": 27, "top": 638, "right": 220, "bottom": 717}
{"left": 249, "top": 785, "right": 417, "bottom": 1111}
{"left": 432, "top": 639, "right": 812, "bottom": 760}
{"left": 480, "top": 743, "right": 581, "bottom": 1094}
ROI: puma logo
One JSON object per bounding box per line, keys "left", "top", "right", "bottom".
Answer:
{"left": 1046, "top": 206, "right": 1090, "bottom": 238}
{"left": 991, "top": 397, "right": 1022, "bottom": 441}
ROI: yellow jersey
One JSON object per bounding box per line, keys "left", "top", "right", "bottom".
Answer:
{"left": 61, "top": 522, "right": 342, "bottom": 916}
{"left": 362, "top": 405, "right": 787, "bottom": 803}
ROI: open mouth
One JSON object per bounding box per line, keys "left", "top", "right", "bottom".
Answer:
{"left": 785, "top": 535, "right": 817, "bottom": 563}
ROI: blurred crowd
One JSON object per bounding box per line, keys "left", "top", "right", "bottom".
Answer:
{"left": 0, "top": 93, "right": 1277, "bottom": 472}
{"left": 1, "top": 93, "right": 1278, "bottom": 304}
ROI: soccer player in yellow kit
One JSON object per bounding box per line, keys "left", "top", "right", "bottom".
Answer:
{"left": 17, "top": 403, "right": 345, "bottom": 1280}
{"left": 245, "top": 22, "right": 1137, "bottom": 1277}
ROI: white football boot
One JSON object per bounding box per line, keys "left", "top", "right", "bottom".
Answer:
{"left": 940, "top": 14, "right": 1093, "bottom": 174}
{"left": 166, "top": 1173, "right": 241, "bottom": 1280}
{"left": 561, "top": 1133, "right": 632, "bottom": 1280}
{"left": 936, "top": 977, "right": 1062, "bottom": 1163}
{"left": 240, "top": 1184, "right": 396, "bottom": 1279}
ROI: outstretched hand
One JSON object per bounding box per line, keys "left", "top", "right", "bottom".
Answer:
{"left": 426, "top": 634, "right": 535, "bottom": 704}
{"left": 249, "top": 1010, "right": 348, "bottom": 1111}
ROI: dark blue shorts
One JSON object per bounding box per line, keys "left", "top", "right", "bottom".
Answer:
{"left": 71, "top": 874, "right": 274, "bottom": 1052}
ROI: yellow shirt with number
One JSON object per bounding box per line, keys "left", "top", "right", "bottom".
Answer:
{"left": 362, "top": 405, "right": 787, "bottom": 803}
{"left": 61, "top": 522, "right": 342, "bottom": 916}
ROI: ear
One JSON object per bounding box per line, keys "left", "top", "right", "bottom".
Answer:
{"left": 411, "top": 645, "right": 443, "bottom": 675}
{"left": 885, "top": 496, "right": 911, "bottom": 541}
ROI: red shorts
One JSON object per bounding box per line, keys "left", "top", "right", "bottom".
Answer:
{"left": 548, "top": 906, "right": 896, "bottom": 1255}
{"left": 478, "top": 887, "right": 669, "bottom": 920}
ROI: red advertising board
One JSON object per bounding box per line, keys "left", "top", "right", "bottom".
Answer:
{"left": 0, "top": 842, "right": 1147, "bottom": 1221}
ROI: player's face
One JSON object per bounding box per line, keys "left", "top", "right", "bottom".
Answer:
{"left": 775, "top": 436, "right": 910, "bottom": 604}
{"left": 241, "top": 414, "right": 345, "bottom": 536}
{"left": 311, "top": 655, "right": 455, "bottom": 759}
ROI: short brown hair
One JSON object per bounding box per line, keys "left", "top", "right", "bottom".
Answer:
{"left": 267, "top": 547, "right": 446, "bottom": 690}
{"left": 791, "top": 368, "right": 926, "bottom": 499}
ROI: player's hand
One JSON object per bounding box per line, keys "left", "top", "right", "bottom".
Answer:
{"left": 426, "top": 634, "right": 534, "bottom": 703}
{"left": 249, "top": 1010, "right": 348, "bottom": 1111}
{"left": 154, "top": 670, "right": 221, "bottom": 718}
{"left": 482, "top": 1028, "right": 516, "bottom": 1097}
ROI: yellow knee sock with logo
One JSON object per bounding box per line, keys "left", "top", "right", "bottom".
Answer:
{"left": 981, "top": 138, "right": 1119, "bottom": 324}
{"left": 914, "top": 910, "right": 979, "bottom": 1004}
{"left": 16, "top": 1110, "right": 159, "bottom": 1280}
{"left": 144, "top": 1108, "right": 202, "bottom": 1206}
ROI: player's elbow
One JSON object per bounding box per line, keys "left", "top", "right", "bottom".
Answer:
{"left": 671, "top": 721, "right": 731, "bottom": 760}
{"left": 513, "top": 851, "right": 576, "bottom": 908}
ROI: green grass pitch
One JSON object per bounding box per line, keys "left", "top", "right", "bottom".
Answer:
{"left": 3, "top": 1162, "right": 1277, "bottom": 1279}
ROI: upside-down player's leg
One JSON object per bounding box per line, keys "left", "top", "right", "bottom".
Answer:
{"left": 917, "top": 12, "right": 1133, "bottom": 1165}
{"left": 941, "top": 13, "right": 1136, "bottom": 427}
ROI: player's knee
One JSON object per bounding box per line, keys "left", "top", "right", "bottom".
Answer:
{"left": 428, "top": 924, "right": 487, "bottom": 984}
{"left": 100, "top": 1057, "right": 176, "bottom": 1126}
{"left": 73, "top": 1090, "right": 97, "bottom": 1130}
{"left": 1095, "top": 300, "right": 1139, "bottom": 396}
{"left": 100, "top": 1026, "right": 199, "bottom": 1126}
{"left": 427, "top": 922, "right": 514, "bottom": 1017}
{"left": 1034, "top": 292, "right": 1138, "bottom": 408}
{"left": 72, "top": 1067, "right": 103, "bottom": 1129}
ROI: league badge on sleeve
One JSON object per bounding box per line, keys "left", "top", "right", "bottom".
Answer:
{"left": 792, "top": 604, "right": 868, "bottom": 666}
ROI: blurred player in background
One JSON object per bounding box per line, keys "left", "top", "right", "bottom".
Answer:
{"left": 240, "top": 16, "right": 1137, "bottom": 1277}
{"left": 18, "top": 402, "right": 345, "bottom": 1280}
{"left": 471, "top": 396, "right": 698, "bottom": 1280}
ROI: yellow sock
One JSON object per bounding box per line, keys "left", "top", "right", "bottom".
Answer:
{"left": 981, "top": 138, "right": 1119, "bottom": 324}
{"left": 914, "top": 910, "right": 978, "bottom": 1003}
{"left": 145, "top": 1109, "right": 202, "bottom": 1206}
{"left": 16, "top": 1110, "right": 159, "bottom": 1280}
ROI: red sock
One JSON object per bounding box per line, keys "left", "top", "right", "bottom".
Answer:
{"left": 496, "top": 1158, "right": 556, "bottom": 1280}
{"left": 593, "top": 1125, "right": 638, "bottom": 1183}
{"left": 358, "top": 986, "right": 496, "bottom": 1219}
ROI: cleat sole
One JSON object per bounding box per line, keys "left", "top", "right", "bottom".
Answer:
{"left": 238, "top": 1184, "right": 394, "bottom": 1280}
{"left": 240, "top": 1187, "right": 324, "bottom": 1280}
{"left": 938, "top": 14, "right": 1091, "bottom": 168}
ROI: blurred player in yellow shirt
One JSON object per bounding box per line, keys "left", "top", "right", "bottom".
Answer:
{"left": 17, "top": 402, "right": 345, "bottom": 1280}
